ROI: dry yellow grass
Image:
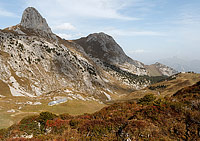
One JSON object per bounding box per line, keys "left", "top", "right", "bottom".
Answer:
{"left": 0, "top": 95, "right": 106, "bottom": 129}
{"left": 0, "top": 80, "right": 11, "bottom": 96}
{"left": 118, "top": 73, "right": 200, "bottom": 101}
{"left": 145, "top": 65, "right": 162, "bottom": 76}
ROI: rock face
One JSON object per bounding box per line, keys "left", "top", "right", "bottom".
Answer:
{"left": 0, "top": 7, "right": 177, "bottom": 101}
{"left": 75, "top": 33, "right": 147, "bottom": 76}
{"left": 153, "top": 62, "right": 178, "bottom": 76}
{"left": 20, "top": 7, "right": 52, "bottom": 34}
{"left": 75, "top": 32, "right": 128, "bottom": 63}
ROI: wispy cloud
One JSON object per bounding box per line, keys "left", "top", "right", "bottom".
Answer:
{"left": 173, "top": 10, "right": 200, "bottom": 25}
{"left": 57, "top": 33, "right": 73, "bottom": 39}
{"left": 104, "top": 28, "right": 164, "bottom": 37}
{"left": 170, "top": 3, "right": 200, "bottom": 26}
{"left": 52, "top": 23, "right": 76, "bottom": 31}
{"left": 57, "top": 33, "right": 84, "bottom": 40}
{"left": 26, "top": 0, "right": 139, "bottom": 20}
{"left": 130, "top": 49, "right": 146, "bottom": 54}
{"left": 0, "top": 8, "right": 16, "bottom": 17}
{"left": 127, "top": 49, "right": 149, "bottom": 55}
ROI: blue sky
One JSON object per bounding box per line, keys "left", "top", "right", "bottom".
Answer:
{"left": 0, "top": 0, "right": 200, "bottom": 64}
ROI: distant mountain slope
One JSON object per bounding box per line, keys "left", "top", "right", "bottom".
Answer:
{"left": 74, "top": 32, "right": 148, "bottom": 76}
{"left": 0, "top": 7, "right": 119, "bottom": 100}
{"left": 146, "top": 62, "right": 178, "bottom": 76}
{"left": 0, "top": 7, "right": 174, "bottom": 102}
{"left": 75, "top": 33, "right": 177, "bottom": 77}
{"left": 158, "top": 57, "right": 200, "bottom": 73}
{"left": 119, "top": 72, "right": 200, "bottom": 101}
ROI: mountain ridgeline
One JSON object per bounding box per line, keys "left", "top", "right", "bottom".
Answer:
{"left": 1, "top": 7, "right": 200, "bottom": 141}
{"left": 0, "top": 7, "right": 177, "bottom": 101}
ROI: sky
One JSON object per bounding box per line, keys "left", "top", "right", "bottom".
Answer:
{"left": 0, "top": 0, "right": 200, "bottom": 64}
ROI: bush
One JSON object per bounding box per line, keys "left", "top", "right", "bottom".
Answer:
{"left": 69, "top": 119, "right": 79, "bottom": 129}
{"left": 59, "top": 113, "right": 73, "bottom": 120}
{"left": 0, "top": 129, "right": 8, "bottom": 139}
{"left": 78, "top": 120, "right": 113, "bottom": 138}
{"left": 46, "top": 118, "right": 68, "bottom": 134}
{"left": 19, "top": 115, "right": 40, "bottom": 135}
{"left": 169, "top": 102, "right": 184, "bottom": 113}
{"left": 37, "top": 112, "right": 57, "bottom": 132}
{"left": 137, "top": 94, "right": 156, "bottom": 105}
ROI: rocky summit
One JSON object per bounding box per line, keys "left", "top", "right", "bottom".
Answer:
{"left": 20, "top": 7, "right": 52, "bottom": 34}
{"left": 0, "top": 7, "right": 177, "bottom": 102}
{"left": 75, "top": 32, "right": 147, "bottom": 75}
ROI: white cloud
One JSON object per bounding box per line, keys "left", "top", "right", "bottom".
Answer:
{"left": 57, "top": 33, "right": 84, "bottom": 40}
{"left": 172, "top": 10, "right": 200, "bottom": 25}
{"left": 128, "top": 49, "right": 146, "bottom": 54}
{"left": 26, "top": 0, "right": 138, "bottom": 20}
{"left": 104, "top": 28, "right": 164, "bottom": 37}
{"left": 168, "top": 3, "right": 200, "bottom": 26}
{"left": 57, "top": 33, "right": 73, "bottom": 39}
{"left": 0, "top": 8, "right": 16, "bottom": 17}
{"left": 52, "top": 23, "right": 76, "bottom": 31}
{"left": 133, "top": 49, "right": 145, "bottom": 53}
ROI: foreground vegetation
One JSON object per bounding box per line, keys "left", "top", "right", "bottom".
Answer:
{"left": 0, "top": 81, "right": 200, "bottom": 140}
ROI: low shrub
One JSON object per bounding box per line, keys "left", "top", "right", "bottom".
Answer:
{"left": 137, "top": 94, "right": 156, "bottom": 105}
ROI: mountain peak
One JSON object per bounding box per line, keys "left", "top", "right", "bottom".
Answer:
{"left": 89, "top": 32, "right": 109, "bottom": 37}
{"left": 75, "top": 32, "right": 127, "bottom": 63}
{"left": 86, "top": 32, "right": 113, "bottom": 42}
{"left": 20, "top": 7, "right": 52, "bottom": 34}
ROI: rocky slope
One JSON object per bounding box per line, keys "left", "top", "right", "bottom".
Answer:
{"left": 146, "top": 62, "right": 178, "bottom": 76}
{"left": 75, "top": 33, "right": 147, "bottom": 75}
{"left": 75, "top": 33, "right": 178, "bottom": 78}
{"left": 158, "top": 57, "right": 200, "bottom": 73}
{"left": 1, "top": 7, "right": 112, "bottom": 100}
{"left": 0, "top": 7, "right": 176, "bottom": 102}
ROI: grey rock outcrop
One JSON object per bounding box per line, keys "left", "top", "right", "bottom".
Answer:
{"left": 75, "top": 32, "right": 147, "bottom": 75}
{"left": 20, "top": 7, "right": 52, "bottom": 34}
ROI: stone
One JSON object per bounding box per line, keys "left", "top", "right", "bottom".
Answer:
{"left": 20, "top": 7, "right": 52, "bottom": 34}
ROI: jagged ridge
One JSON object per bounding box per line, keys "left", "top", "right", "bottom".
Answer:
{"left": 0, "top": 7, "right": 176, "bottom": 101}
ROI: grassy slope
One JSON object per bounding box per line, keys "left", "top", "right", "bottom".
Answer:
{"left": 0, "top": 95, "right": 105, "bottom": 129}
{"left": 0, "top": 80, "right": 11, "bottom": 96}
{"left": 118, "top": 72, "right": 200, "bottom": 101}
